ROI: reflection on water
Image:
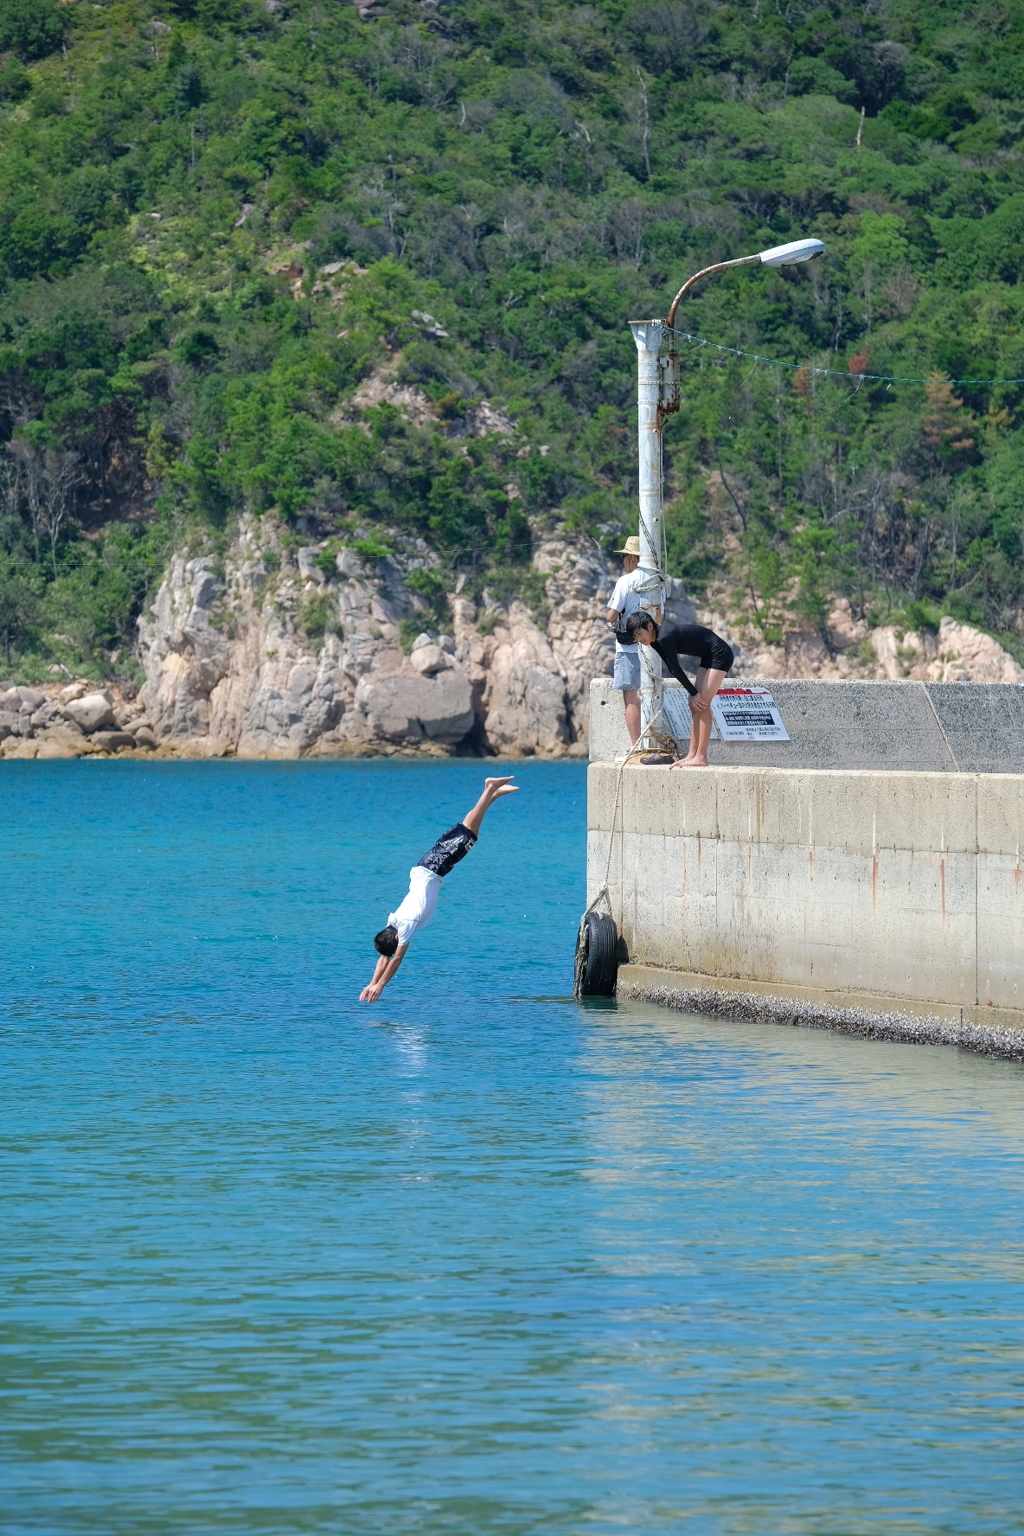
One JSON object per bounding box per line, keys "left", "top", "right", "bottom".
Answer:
{"left": 1, "top": 761, "right": 1022, "bottom": 1535}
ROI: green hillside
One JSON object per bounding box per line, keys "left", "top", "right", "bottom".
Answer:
{"left": 2, "top": 0, "right": 1024, "bottom": 678}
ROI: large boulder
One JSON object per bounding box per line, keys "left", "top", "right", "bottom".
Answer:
{"left": 35, "top": 729, "right": 87, "bottom": 760}
{"left": 929, "top": 617, "right": 1024, "bottom": 683}
{"left": 483, "top": 602, "right": 572, "bottom": 754}
{"left": 63, "top": 690, "right": 116, "bottom": 733}
{"left": 409, "top": 642, "right": 450, "bottom": 676}
{"left": 91, "top": 731, "right": 137, "bottom": 753}
{"left": 0, "top": 736, "right": 38, "bottom": 759}
{"left": 355, "top": 669, "right": 474, "bottom": 743}
{"left": 297, "top": 547, "right": 325, "bottom": 583}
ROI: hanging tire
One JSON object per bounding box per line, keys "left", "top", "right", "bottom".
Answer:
{"left": 574, "top": 910, "right": 619, "bottom": 998}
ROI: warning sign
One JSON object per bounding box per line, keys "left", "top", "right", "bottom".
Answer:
{"left": 711, "top": 687, "right": 790, "bottom": 742}
{"left": 660, "top": 685, "right": 694, "bottom": 747}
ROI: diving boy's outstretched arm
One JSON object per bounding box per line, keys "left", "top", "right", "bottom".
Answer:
{"left": 360, "top": 944, "right": 408, "bottom": 1003}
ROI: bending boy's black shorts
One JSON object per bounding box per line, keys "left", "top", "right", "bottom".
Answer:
{"left": 699, "top": 634, "right": 734, "bottom": 672}
{"left": 417, "top": 822, "right": 477, "bottom": 878}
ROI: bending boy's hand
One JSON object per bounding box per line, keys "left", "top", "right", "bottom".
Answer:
{"left": 689, "top": 694, "right": 710, "bottom": 715}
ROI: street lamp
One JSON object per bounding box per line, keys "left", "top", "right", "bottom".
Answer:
{"left": 627, "top": 237, "right": 826, "bottom": 752}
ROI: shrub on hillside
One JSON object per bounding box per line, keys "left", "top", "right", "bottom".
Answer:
{"left": 0, "top": 0, "right": 63, "bottom": 63}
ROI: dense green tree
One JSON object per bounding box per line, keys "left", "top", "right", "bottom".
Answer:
{"left": 0, "top": 0, "right": 63, "bottom": 64}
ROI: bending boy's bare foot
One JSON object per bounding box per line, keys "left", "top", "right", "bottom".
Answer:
{"left": 671, "top": 756, "right": 694, "bottom": 769}
{"left": 681, "top": 757, "right": 710, "bottom": 768}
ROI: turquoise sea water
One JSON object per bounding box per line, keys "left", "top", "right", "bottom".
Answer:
{"left": 2, "top": 759, "right": 1023, "bottom": 1535}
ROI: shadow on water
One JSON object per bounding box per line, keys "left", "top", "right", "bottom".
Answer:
{"left": 509, "top": 995, "right": 618, "bottom": 1008}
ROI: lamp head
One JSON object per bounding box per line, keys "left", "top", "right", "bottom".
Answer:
{"left": 759, "top": 238, "right": 826, "bottom": 267}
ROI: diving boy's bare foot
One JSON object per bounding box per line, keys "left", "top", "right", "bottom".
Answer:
{"left": 463, "top": 777, "right": 518, "bottom": 837}
{"left": 484, "top": 775, "right": 519, "bottom": 798}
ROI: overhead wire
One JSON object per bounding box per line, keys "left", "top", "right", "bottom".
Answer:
{"left": 665, "top": 325, "right": 1024, "bottom": 386}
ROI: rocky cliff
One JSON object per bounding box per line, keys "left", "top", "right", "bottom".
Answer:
{"left": 733, "top": 600, "right": 1024, "bottom": 685}
{"left": 132, "top": 514, "right": 695, "bottom": 759}
{"left": 4, "top": 514, "right": 1023, "bottom": 761}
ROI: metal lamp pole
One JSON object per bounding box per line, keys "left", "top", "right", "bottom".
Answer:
{"left": 628, "top": 237, "right": 826, "bottom": 751}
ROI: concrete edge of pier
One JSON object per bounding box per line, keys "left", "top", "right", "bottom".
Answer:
{"left": 617, "top": 964, "right": 1024, "bottom": 1063}
{"left": 589, "top": 676, "right": 1024, "bottom": 773}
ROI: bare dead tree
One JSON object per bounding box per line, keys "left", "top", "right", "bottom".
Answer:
{"left": 636, "top": 68, "right": 651, "bottom": 181}
{"left": 4, "top": 439, "right": 84, "bottom": 577}
{"left": 5, "top": 438, "right": 45, "bottom": 563}
{"left": 40, "top": 449, "right": 85, "bottom": 578}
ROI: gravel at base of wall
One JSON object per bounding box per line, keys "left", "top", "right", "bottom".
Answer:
{"left": 616, "top": 982, "right": 1024, "bottom": 1063}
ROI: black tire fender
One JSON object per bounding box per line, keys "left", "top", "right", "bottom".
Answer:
{"left": 574, "top": 910, "right": 618, "bottom": 998}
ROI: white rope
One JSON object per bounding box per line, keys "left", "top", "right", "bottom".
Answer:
{"left": 584, "top": 693, "right": 681, "bottom": 921}
{"left": 585, "top": 753, "right": 626, "bottom": 918}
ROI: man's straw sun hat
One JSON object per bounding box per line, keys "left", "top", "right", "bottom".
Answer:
{"left": 617, "top": 535, "right": 641, "bottom": 557}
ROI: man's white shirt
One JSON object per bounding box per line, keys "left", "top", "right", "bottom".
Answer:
{"left": 388, "top": 865, "right": 442, "bottom": 946}
{"left": 609, "top": 568, "right": 645, "bottom": 651}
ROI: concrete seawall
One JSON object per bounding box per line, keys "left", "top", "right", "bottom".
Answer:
{"left": 589, "top": 761, "right": 1024, "bottom": 1058}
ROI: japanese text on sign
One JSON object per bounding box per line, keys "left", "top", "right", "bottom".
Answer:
{"left": 711, "top": 687, "right": 790, "bottom": 743}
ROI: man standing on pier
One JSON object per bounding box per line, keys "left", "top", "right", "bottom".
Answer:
{"left": 360, "top": 776, "right": 519, "bottom": 1002}
{"left": 605, "top": 535, "right": 646, "bottom": 746}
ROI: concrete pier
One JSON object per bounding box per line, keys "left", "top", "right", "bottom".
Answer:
{"left": 588, "top": 758, "right": 1024, "bottom": 1058}
{"left": 589, "top": 676, "right": 1024, "bottom": 773}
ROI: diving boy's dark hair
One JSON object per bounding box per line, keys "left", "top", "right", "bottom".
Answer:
{"left": 374, "top": 924, "right": 399, "bottom": 957}
{"left": 625, "top": 610, "right": 658, "bottom": 641}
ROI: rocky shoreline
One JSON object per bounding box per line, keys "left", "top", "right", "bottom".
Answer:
{"left": 130, "top": 513, "right": 697, "bottom": 761}
{"left": 0, "top": 680, "right": 155, "bottom": 760}
{"left": 4, "top": 508, "right": 1023, "bottom": 762}
{"left": 1, "top": 514, "right": 694, "bottom": 761}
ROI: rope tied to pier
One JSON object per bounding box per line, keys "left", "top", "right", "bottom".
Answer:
{"left": 583, "top": 696, "right": 682, "bottom": 920}
{"left": 583, "top": 754, "right": 626, "bottom": 920}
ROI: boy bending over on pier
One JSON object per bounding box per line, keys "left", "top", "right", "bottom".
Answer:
{"left": 360, "top": 776, "right": 519, "bottom": 1002}
{"left": 626, "top": 611, "right": 734, "bottom": 769}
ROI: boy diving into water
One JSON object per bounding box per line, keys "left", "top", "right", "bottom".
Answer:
{"left": 360, "top": 775, "right": 519, "bottom": 1002}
